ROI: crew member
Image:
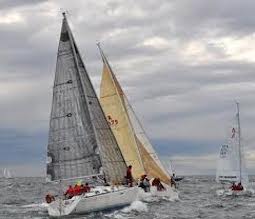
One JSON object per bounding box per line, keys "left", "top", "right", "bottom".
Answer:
{"left": 171, "top": 175, "right": 176, "bottom": 188}
{"left": 139, "top": 174, "right": 150, "bottom": 192}
{"left": 126, "top": 165, "right": 133, "bottom": 187}
{"left": 64, "top": 185, "right": 74, "bottom": 199}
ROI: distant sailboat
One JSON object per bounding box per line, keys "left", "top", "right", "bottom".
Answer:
{"left": 216, "top": 102, "right": 248, "bottom": 191}
{"left": 3, "top": 168, "right": 12, "bottom": 178}
{"left": 45, "top": 13, "right": 138, "bottom": 217}
{"left": 98, "top": 44, "right": 177, "bottom": 197}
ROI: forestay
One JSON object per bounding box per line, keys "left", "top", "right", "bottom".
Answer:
{"left": 47, "top": 14, "right": 127, "bottom": 183}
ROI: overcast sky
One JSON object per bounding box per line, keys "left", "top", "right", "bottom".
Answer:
{"left": 1, "top": 0, "right": 255, "bottom": 176}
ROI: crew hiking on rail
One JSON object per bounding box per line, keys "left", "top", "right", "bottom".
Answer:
{"left": 64, "top": 183, "right": 91, "bottom": 199}
{"left": 230, "top": 182, "right": 243, "bottom": 191}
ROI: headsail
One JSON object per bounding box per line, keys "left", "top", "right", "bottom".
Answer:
{"left": 98, "top": 44, "right": 170, "bottom": 184}
{"left": 98, "top": 44, "right": 145, "bottom": 179}
{"left": 216, "top": 103, "right": 248, "bottom": 185}
{"left": 47, "top": 14, "right": 127, "bottom": 183}
{"left": 123, "top": 95, "right": 171, "bottom": 184}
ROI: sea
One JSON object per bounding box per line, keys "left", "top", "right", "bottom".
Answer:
{"left": 0, "top": 175, "right": 255, "bottom": 219}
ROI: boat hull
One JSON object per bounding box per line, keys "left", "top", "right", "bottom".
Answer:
{"left": 47, "top": 186, "right": 139, "bottom": 217}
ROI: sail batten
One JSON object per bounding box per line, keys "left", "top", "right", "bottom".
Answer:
{"left": 47, "top": 15, "right": 127, "bottom": 183}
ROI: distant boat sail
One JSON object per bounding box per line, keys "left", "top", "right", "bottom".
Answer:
{"left": 216, "top": 102, "right": 248, "bottom": 188}
{"left": 98, "top": 44, "right": 171, "bottom": 185}
{"left": 3, "top": 168, "right": 11, "bottom": 178}
{"left": 46, "top": 13, "right": 138, "bottom": 217}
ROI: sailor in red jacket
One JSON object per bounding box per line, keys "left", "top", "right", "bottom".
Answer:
{"left": 126, "top": 165, "right": 133, "bottom": 187}
{"left": 64, "top": 185, "right": 74, "bottom": 199}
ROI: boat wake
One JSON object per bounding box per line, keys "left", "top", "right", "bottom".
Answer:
{"left": 21, "top": 203, "right": 48, "bottom": 209}
{"left": 121, "top": 200, "right": 148, "bottom": 213}
{"left": 216, "top": 188, "right": 255, "bottom": 197}
{"left": 105, "top": 200, "right": 147, "bottom": 219}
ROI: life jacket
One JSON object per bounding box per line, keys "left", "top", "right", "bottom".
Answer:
{"left": 74, "top": 185, "right": 81, "bottom": 196}
{"left": 65, "top": 187, "right": 74, "bottom": 197}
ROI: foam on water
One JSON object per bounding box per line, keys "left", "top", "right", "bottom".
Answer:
{"left": 2, "top": 176, "right": 255, "bottom": 218}
{"left": 21, "top": 203, "right": 48, "bottom": 209}
{"left": 121, "top": 201, "right": 148, "bottom": 213}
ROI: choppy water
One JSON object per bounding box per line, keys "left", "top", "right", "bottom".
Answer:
{"left": 0, "top": 176, "right": 255, "bottom": 218}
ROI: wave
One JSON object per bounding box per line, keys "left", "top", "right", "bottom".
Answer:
{"left": 21, "top": 202, "right": 48, "bottom": 209}
{"left": 121, "top": 201, "right": 148, "bottom": 213}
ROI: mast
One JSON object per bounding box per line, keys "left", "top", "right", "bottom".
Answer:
{"left": 236, "top": 101, "right": 242, "bottom": 183}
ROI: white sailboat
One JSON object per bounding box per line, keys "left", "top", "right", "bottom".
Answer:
{"left": 46, "top": 13, "right": 138, "bottom": 217}
{"left": 216, "top": 102, "right": 249, "bottom": 191}
{"left": 3, "top": 168, "right": 12, "bottom": 178}
{"left": 98, "top": 44, "right": 178, "bottom": 198}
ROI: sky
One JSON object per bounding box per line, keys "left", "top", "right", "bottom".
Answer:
{"left": 1, "top": 0, "right": 255, "bottom": 177}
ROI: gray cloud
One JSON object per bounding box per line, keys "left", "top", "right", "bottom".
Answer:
{"left": 0, "top": 0, "right": 47, "bottom": 10}
{"left": 1, "top": 0, "right": 255, "bottom": 176}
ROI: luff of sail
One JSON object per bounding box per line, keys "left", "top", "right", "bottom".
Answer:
{"left": 98, "top": 45, "right": 145, "bottom": 180}
{"left": 47, "top": 14, "right": 127, "bottom": 183}
{"left": 99, "top": 45, "right": 170, "bottom": 184}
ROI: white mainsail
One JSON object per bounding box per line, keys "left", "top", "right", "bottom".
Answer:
{"left": 3, "top": 168, "right": 11, "bottom": 178}
{"left": 216, "top": 102, "right": 248, "bottom": 186}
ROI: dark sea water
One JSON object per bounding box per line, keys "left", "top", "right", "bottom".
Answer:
{"left": 0, "top": 176, "right": 255, "bottom": 219}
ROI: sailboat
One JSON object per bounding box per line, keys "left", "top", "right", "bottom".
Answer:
{"left": 3, "top": 168, "right": 12, "bottom": 178}
{"left": 98, "top": 44, "right": 177, "bottom": 197}
{"left": 46, "top": 13, "right": 139, "bottom": 217}
{"left": 216, "top": 102, "right": 249, "bottom": 192}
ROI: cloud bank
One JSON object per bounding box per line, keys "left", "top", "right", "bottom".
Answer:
{"left": 1, "top": 0, "right": 255, "bottom": 176}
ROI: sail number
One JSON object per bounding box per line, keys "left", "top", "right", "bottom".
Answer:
{"left": 220, "top": 145, "right": 228, "bottom": 158}
{"left": 107, "top": 115, "right": 118, "bottom": 126}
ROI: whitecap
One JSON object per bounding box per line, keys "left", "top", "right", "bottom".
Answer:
{"left": 121, "top": 200, "right": 148, "bottom": 213}
{"left": 21, "top": 202, "right": 48, "bottom": 209}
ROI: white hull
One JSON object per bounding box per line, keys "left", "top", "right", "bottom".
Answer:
{"left": 47, "top": 186, "right": 139, "bottom": 217}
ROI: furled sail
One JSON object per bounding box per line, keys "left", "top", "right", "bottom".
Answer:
{"left": 98, "top": 45, "right": 145, "bottom": 180}
{"left": 216, "top": 104, "right": 248, "bottom": 185}
{"left": 99, "top": 45, "right": 171, "bottom": 183}
{"left": 47, "top": 14, "right": 127, "bottom": 183}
